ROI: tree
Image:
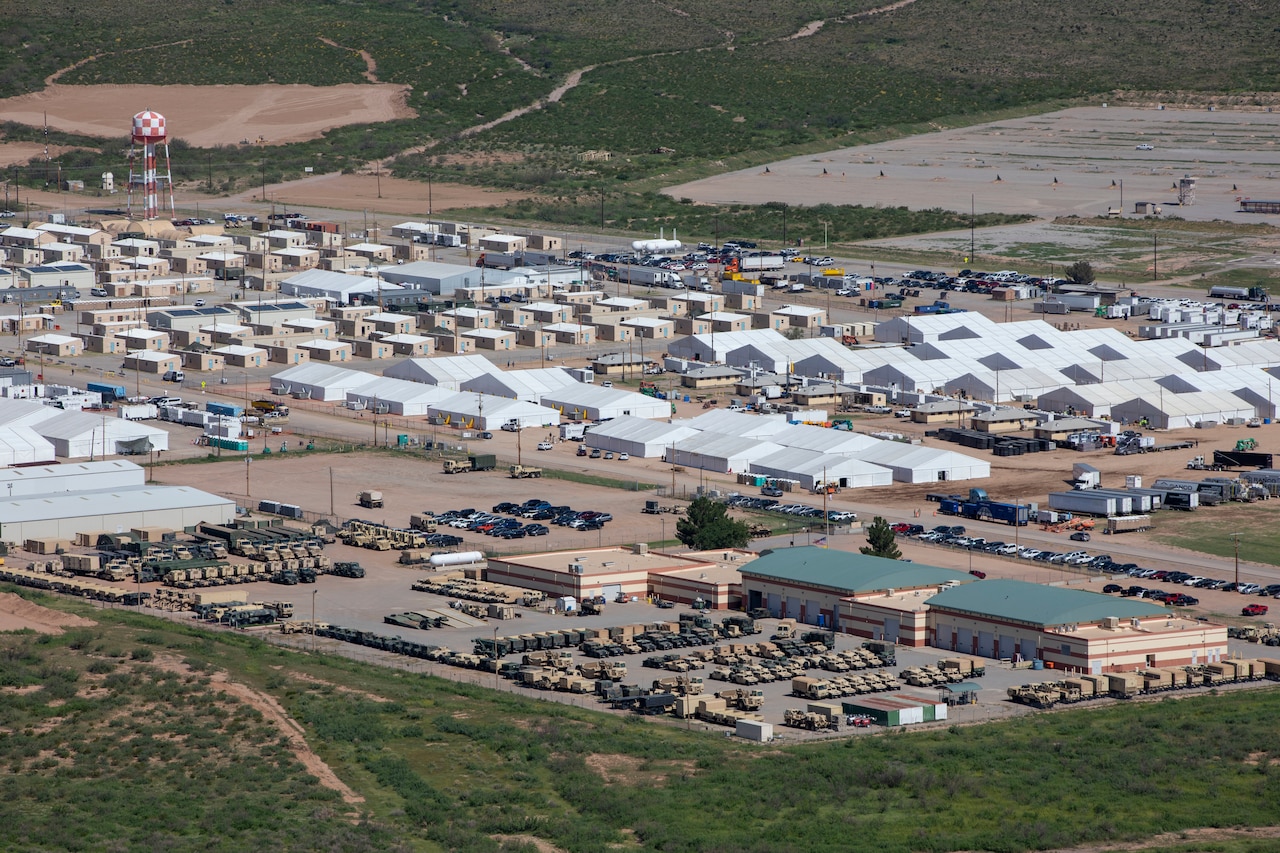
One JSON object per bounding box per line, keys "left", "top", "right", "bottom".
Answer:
{"left": 1064, "top": 261, "right": 1096, "bottom": 285}
{"left": 859, "top": 516, "right": 902, "bottom": 559}
{"left": 675, "top": 496, "right": 751, "bottom": 549}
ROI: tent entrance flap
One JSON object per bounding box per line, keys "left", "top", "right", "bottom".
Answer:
{"left": 118, "top": 438, "right": 155, "bottom": 456}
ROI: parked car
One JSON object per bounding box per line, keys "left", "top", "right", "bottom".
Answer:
{"left": 1243, "top": 603, "right": 1270, "bottom": 617}
{"left": 1102, "top": 584, "right": 1123, "bottom": 594}
{"left": 1069, "top": 531, "right": 1090, "bottom": 542}
{"left": 537, "top": 441, "right": 554, "bottom": 451}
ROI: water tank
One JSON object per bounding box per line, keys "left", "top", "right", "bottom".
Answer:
{"left": 429, "top": 551, "right": 485, "bottom": 568}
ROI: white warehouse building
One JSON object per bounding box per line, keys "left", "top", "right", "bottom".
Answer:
{"left": 0, "top": 484, "right": 235, "bottom": 543}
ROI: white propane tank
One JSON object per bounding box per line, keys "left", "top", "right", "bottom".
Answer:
{"left": 429, "top": 551, "right": 486, "bottom": 568}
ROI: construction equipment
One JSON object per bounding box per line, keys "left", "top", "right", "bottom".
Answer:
{"left": 1236, "top": 438, "right": 1259, "bottom": 452}
{"left": 357, "top": 490, "right": 384, "bottom": 509}
{"left": 508, "top": 465, "right": 543, "bottom": 479}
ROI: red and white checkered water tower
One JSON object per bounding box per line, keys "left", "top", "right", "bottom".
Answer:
{"left": 127, "top": 109, "right": 175, "bottom": 221}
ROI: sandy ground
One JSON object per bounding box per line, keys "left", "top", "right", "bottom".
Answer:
{"left": 669, "top": 106, "right": 1280, "bottom": 224}
{"left": 0, "top": 591, "right": 96, "bottom": 634}
{"left": 0, "top": 83, "right": 414, "bottom": 147}
{"left": 229, "top": 172, "right": 533, "bottom": 219}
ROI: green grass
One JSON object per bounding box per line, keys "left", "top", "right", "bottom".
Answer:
{"left": 1152, "top": 503, "right": 1280, "bottom": 568}
{"left": 541, "top": 467, "right": 659, "bottom": 491}
{"left": 3, "top": 590, "right": 1280, "bottom": 852}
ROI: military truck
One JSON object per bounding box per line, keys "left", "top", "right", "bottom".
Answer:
{"left": 508, "top": 465, "right": 543, "bottom": 479}
{"left": 357, "top": 490, "right": 384, "bottom": 509}
{"left": 443, "top": 453, "right": 497, "bottom": 474}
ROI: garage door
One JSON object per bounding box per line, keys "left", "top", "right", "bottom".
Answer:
{"left": 602, "top": 584, "right": 622, "bottom": 600}
{"left": 766, "top": 593, "right": 780, "bottom": 617}
{"left": 935, "top": 623, "right": 955, "bottom": 650}
{"left": 998, "top": 635, "right": 1015, "bottom": 661}
{"left": 977, "top": 631, "right": 994, "bottom": 657}
{"left": 804, "top": 600, "right": 821, "bottom": 626}
{"left": 883, "top": 617, "right": 900, "bottom": 643}
{"left": 956, "top": 627, "right": 973, "bottom": 653}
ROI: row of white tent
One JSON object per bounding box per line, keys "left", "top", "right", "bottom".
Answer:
{"left": 271, "top": 356, "right": 669, "bottom": 430}
{"left": 0, "top": 398, "right": 170, "bottom": 464}
{"left": 667, "top": 315, "right": 1280, "bottom": 428}
{"left": 585, "top": 409, "right": 991, "bottom": 486}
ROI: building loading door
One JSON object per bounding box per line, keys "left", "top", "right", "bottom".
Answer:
{"left": 956, "top": 627, "right": 973, "bottom": 653}
{"left": 883, "top": 617, "right": 900, "bottom": 643}
{"left": 602, "top": 584, "right": 622, "bottom": 600}
{"left": 998, "top": 635, "right": 1015, "bottom": 661}
{"left": 766, "top": 593, "right": 781, "bottom": 618}
{"left": 804, "top": 600, "right": 821, "bottom": 625}
{"left": 935, "top": 623, "right": 955, "bottom": 650}
{"left": 977, "top": 631, "right": 994, "bottom": 657}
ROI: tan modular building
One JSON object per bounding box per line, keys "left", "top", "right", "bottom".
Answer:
{"left": 544, "top": 322, "right": 596, "bottom": 345}
{"left": 116, "top": 329, "right": 170, "bottom": 352}
{"left": 701, "top": 311, "right": 752, "bottom": 333}
{"left": 621, "top": 316, "right": 674, "bottom": 339}
{"left": 345, "top": 243, "right": 395, "bottom": 263}
{"left": 526, "top": 234, "right": 562, "bottom": 252}
{"left": 911, "top": 400, "right": 977, "bottom": 424}
{"left": 167, "top": 255, "right": 209, "bottom": 276}
{"left": 428, "top": 333, "right": 473, "bottom": 354}
{"left": 263, "top": 230, "right": 309, "bottom": 250}
{"left": 741, "top": 547, "right": 973, "bottom": 641}
{"left": 273, "top": 247, "right": 321, "bottom": 269}
{"left": 26, "top": 333, "right": 81, "bottom": 357}
{"left": 170, "top": 329, "right": 211, "bottom": 349}
{"left": 438, "top": 307, "right": 495, "bottom": 330}
{"left": 1034, "top": 417, "right": 1108, "bottom": 442}
{"left": 723, "top": 291, "right": 762, "bottom": 312}
{"left": 39, "top": 242, "right": 86, "bottom": 264}
{"left": 113, "top": 237, "right": 160, "bottom": 257}
{"left": 213, "top": 345, "right": 267, "bottom": 368}
{"left": 771, "top": 304, "right": 827, "bottom": 329}
{"left": 593, "top": 323, "right": 634, "bottom": 342}
{"left": 82, "top": 335, "right": 128, "bottom": 355}
{"left": 751, "top": 312, "right": 787, "bottom": 332}
{"left": 282, "top": 318, "right": 336, "bottom": 339}
{"left": 462, "top": 328, "right": 516, "bottom": 351}
{"left": 266, "top": 345, "right": 311, "bottom": 365}
{"left": 679, "top": 365, "right": 741, "bottom": 389}
{"left": 381, "top": 334, "right": 435, "bottom": 356}
{"left": 479, "top": 234, "right": 526, "bottom": 254}
{"left": 298, "top": 339, "right": 353, "bottom": 362}
{"left": 673, "top": 316, "right": 712, "bottom": 337}
{"left": 514, "top": 326, "right": 556, "bottom": 349}
{"left": 487, "top": 545, "right": 741, "bottom": 607}
{"left": 179, "top": 350, "right": 225, "bottom": 372}
{"left": 124, "top": 350, "right": 182, "bottom": 374}
{"left": 393, "top": 243, "right": 432, "bottom": 263}
{"left": 971, "top": 408, "right": 1040, "bottom": 433}
{"left": 927, "top": 580, "right": 1228, "bottom": 673}
{"left": 351, "top": 339, "right": 397, "bottom": 359}
{"left": 523, "top": 302, "right": 572, "bottom": 324}
{"left": 244, "top": 252, "right": 285, "bottom": 274}
{"left": 364, "top": 312, "right": 417, "bottom": 336}
{"left": 200, "top": 251, "right": 246, "bottom": 277}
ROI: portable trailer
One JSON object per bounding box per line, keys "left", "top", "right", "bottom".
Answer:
{"left": 1214, "top": 450, "right": 1274, "bottom": 469}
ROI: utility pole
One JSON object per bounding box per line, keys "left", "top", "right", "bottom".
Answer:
{"left": 329, "top": 467, "right": 334, "bottom": 516}
{"left": 311, "top": 589, "right": 317, "bottom": 654}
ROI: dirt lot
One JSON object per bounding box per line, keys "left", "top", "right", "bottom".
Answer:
{"left": 669, "top": 105, "right": 1280, "bottom": 224}
{"left": 0, "top": 83, "right": 414, "bottom": 147}
{"left": 0, "top": 592, "right": 96, "bottom": 634}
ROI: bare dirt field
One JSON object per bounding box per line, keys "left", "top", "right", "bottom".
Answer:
{"left": 0, "top": 591, "right": 96, "bottom": 634}
{"left": 231, "top": 172, "right": 533, "bottom": 219}
{"left": 0, "top": 83, "right": 415, "bottom": 147}
{"left": 669, "top": 106, "right": 1280, "bottom": 224}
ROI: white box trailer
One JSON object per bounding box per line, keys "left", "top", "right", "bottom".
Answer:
{"left": 735, "top": 719, "right": 773, "bottom": 742}
{"left": 1048, "top": 491, "right": 1121, "bottom": 516}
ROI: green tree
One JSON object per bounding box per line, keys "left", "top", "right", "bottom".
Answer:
{"left": 859, "top": 516, "right": 902, "bottom": 559}
{"left": 675, "top": 496, "right": 751, "bottom": 549}
{"left": 1064, "top": 260, "right": 1096, "bottom": 285}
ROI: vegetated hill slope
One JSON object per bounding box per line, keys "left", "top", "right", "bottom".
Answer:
{"left": 2, "top": 0, "right": 1279, "bottom": 187}
{"left": 4, "top": 593, "right": 1280, "bottom": 853}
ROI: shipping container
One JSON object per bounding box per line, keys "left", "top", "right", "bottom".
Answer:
{"left": 1048, "top": 491, "right": 1120, "bottom": 517}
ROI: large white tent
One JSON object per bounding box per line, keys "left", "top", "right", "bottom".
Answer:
{"left": 674, "top": 410, "right": 792, "bottom": 440}
{"left": 384, "top": 355, "right": 500, "bottom": 391}
{"left": 271, "top": 364, "right": 375, "bottom": 401}
{"left": 851, "top": 442, "right": 991, "bottom": 484}
{"left": 0, "top": 425, "right": 55, "bottom": 466}
{"left": 749, "top": 447, "right": 893, "bottom": 490}
{"left": 583, "top": 416, "right": 700, "bottom": 458}
{"left": 344, "top": 376, "right": 454, "bottom": 417}
{"left": 666, "top": 432, "right": 784, "bottom": 474}
{"left": 428, "top": 392, "right": 559, "bottom": 431}
{"left": 33, "top": 411, "right": 169, "bottom": 459}
{"left": 770, "top": 424, "right": 881, "bottom": 455}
